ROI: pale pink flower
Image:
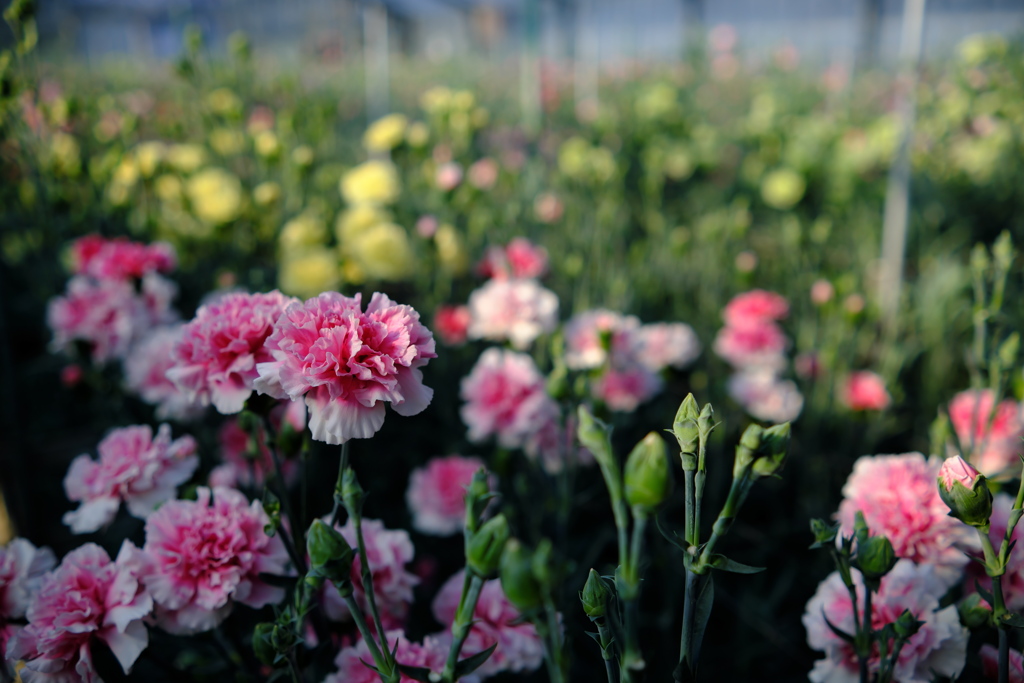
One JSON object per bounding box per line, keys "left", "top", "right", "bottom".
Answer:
{"left": 563, "top": 309, "right": 641, "bottom": 371}
{"left": 794, "top": 352, "right": 821, "bottom": 380}
{"left": 938, "top": 455, "right": 981, "bottom": 491}
{"left": 322, "top": 518, "right": 418, "bottom": 629}
{"left": 460, "top": 348, "right": 560, "bottom": 451}
{"left": 632, "top": 323, "right": 701, "bottom": 371}
{"left": 534, "top": 193, "right": 564, "bottom": 224}
{"left": 137, "top": 486, "right": 290, "bottom": 634}
{"left": 713, "top": 321, "right": 788, "bottom": 369}
{"left": 811, "top": 279, "right": 835, "bottom": 305}
{"left": 436, "top": 162, "right": 463, "bottom": 191}
{"left": 466, "top": 279, "right": 558, "bottom": 350}
{"left": 168, "top": 291, "right": 297, "bottom": 415}
{"left": 415, "top": 215, "right": 439, "bottom": 238}
{"left": 7, "top": 542, "right": 153, "bottom": 683}
{"left": 63, "top": 424, "right": 199, "bottom": 534}
{"left": 433, "top": 305, "right": 471, "bottom": 346}
{"left": 254, "top": 292, "right": 436, "bottom": 445}
{"left": 837, "top": 453, "right": 972, "bottom": 586}
{"left": 722, "top": 290, "right": 789, "bottom": 328}
{"left": 123, "top": 326, "right": 204, "bottom": 421}
{"left": 981, "top": 644, "right": 1024, "bottom": 682}
{"left": 593, "top": 366, "right": 663, "bottom": 413}
{"left": 727, "top": 369, "right": 804, "bottom": 423}
{"left": 433, "top": 571, "right": 545, "bottom": 677}
{"left": 967, "top": 494, "right": 1024, "bottom": 612}
{"left": 70, "top": 234, "right": 176, "bottom": 281}
{"left": 324, "top": 630, "right": 469, "bottom": 683}
{"left": 803, "top": 560, "right": 967, "bottom": 683}
{"left": 468, "top": 158, "right": 500, "bottom": 190}
{"left": 0, "top": 539, "right": 56, "bottom": 656}
{"left": 208, "top": 403, "right": 304, "bottom": 489}
{"left": 406, "top": 455, "right": 486, "bottom": 536}
{"left": 841, "top": 371, "right": 891, "bottom": 412}
{"left": 948, "top": 389, "right": 1024, "bottom": 477}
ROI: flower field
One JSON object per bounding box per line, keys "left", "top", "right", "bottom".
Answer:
{"left": 3, "top": 3, "right": 1024, "bottom": 681}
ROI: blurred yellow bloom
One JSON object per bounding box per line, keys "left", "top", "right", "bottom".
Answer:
{"left": 49, "top": 132, "right": 81, "bottom": 177}
{"left": 958, "top": 33, "right": 1007, "bottom": 67}
{"left": 253, "top": 181, "right": 282, "bottom": 206}
{"left": 761, "top": 168, "right": 806, "bottom": 209}
{"left": 279, "top": 212, "right": 327, "bottom": 252}
{"left": 111, "top": 156, "right": 140, "bottom": 188}
{"left": 364, "top": 113, "right": 408, "bottom": 152}
{"left": 406, "top": 122, "right": 430, "bottom": 148}
{"left": 134, "top": 141, "right": 166, "bottom": 177}
{"left": 207, "top": 87, "right": 243, "bottom": 116}
{"left": 166, "top": 144, "right": 208, "bottom": 173}
{"left": 278, "top": 248, "right": 341, "bottom": 298}
{"left": 254, "top": 131, "right": 281, "bottom": 158}
{"left": 292, "top": 145, "right": 315, "bottom": 167}
{"left": 421, "top": 86, "right": 452, "bottom": 114}
{"left": 636, "top": 83, "right": 677, "bottom": 121}
{"left": 434, "top": 223, "right": 468, "bottom": 275}
{"left": 186, "top": 168, "right": 243, "bottom": 225}
{"left": 346, "top": 223, "right": 414, "bottom": 281}
{"left": 340, "top": 160, "right": 400, "bottom": 206}
{"left": 210, "top": 128, "right": 247, "bottom": 156}
{"left": 558, "top": 137, "right": 591, "bottom": 179}
{"left": 664, "top": 145, "right": 695, "bottom": 180}
{"left": 452, "top": 90, "right": 476, "bottom": 111}
{"left": 471, "top": 107, "right": 490, "bottom": 129}
{"left": 154, "top": 174, "right": 183, "bottom": 202}
{"left": 335, "top": 205, "right": 392, "bottom": 243}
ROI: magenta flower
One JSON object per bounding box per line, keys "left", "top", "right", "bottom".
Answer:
{"left": 63, "top": 424, "right": 198, "bottom": 534}
{"left": 406, "top": 455, "right": 487, "bottom": 536}
{"left": 948, "top": 389, "right": 1024, "bottom": 477}
{"left": 321, "top": 518, "right": 418, "bottom": 629}
{"left": 433, "top": 571, "right": 545, "bottom": 678}
{"left": 803, "top": 560, "right": 967, "bottom": 683}
{"left": 0, "top": 539, "right": 56, "bottom": 657}
{"left": 460, "top": 348, "right": 560, "bottom": 451}
{"left": 467, "top": 279, "right": 558, "bottom": 350}
{"left": 433, "top": 305, "right": 472, "bottom": 347}
{"left": 7, "top": 542, "right": 153, "bottom": 683}
{"left": 837, "top": 453, "right": 972, "bottom": 586}
{"left": 168, "top": 291, "right": 298, "bottom": 415}
{"left": 722, "top": 289, "right": 789, "bottom": 328}
{"left": 981, "top": 644, "right": 1024, "bottom": 682}
{"left": 70, "top": 234, "right": 176, "bottom": 281}
{"left": 123, "top": 326, "right": 204, "bottom": 421}
{"left": 137, "top": 486, "right": 290, "bottom": 634}
{"left": 254, "top": 292, "right": 436, "bottom": 445}
{"left": 841, "top": 371, "right": 891, "bottom": 412}
{"left": 324, "top": 630, "right": 465, "bottom": 683}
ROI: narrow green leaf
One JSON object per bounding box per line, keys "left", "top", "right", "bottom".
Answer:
{"left": 454, "top": 642, "right": 499, "bottom": 678}
{"left": 708, "top": 553, "right": 766, "bottom": 574}
{"left": 821, "top": 612, "right": 856, "bottom": 644}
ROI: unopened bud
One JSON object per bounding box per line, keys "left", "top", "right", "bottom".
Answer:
{"left": 499, "top": 539, "right": 543, "bottom": 612}
{"left": 937, "top": 456, "right": 993, "bottom": 528}
{"left": 467, "top": 514, "right": 510, "bottom": 577}
{"left": 892, "top": 609, "right": 924, "bottom": 639}
{"left": 253, "top": 622, "right": 276, "bottom": 666}
{"left": 752, "top": 422, "right": 790, "bottom": 478}
{"left": 307, "top": 519, "right": 355, "bottom": 586}
{"left": 464, "top": 469, "right": 492, "bottom": 533}
{"left": 855, "top": 534, "right": 897, "bottom": 583}
{"left": 341, "top": 468, "right": 365, "bottom": 515}
{"left": 531, "top": 539, "right": 556, "bottom": 589}
{"left": 673, "top": 394, "right": 700, "bottom": 458}
{"left": 734, "top": 424, "right": 764, "bottom": 477}
{"left": 624, "top": 432, "right": 670, "bottom": 511}
{"left": 958, "top": 592, "right": 992, "bottom": 630}
{"left": 580, "top": 568, "right": 611, "bottom": 620}
{"left": 577, "top": 405, "right": 614, "bottom": 469}
{"left": 809, "top": 518, "right": 839, "bottom": 549}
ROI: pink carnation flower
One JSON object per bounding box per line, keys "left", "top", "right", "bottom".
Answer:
{"left": 948, "top": 389, "right": 1024, "bottom": 477}
{"left": 726, "top": 369, "right": 804, "bottom": 422}
{"left": 563, "top": 310, "right": 641, "bottom": 371}
{"left": 168, "top": 291, "right": 298, "bottom": 415}
{"left": 406, "top": 455, "right": 486, "bottom": 536}
{"left": 803, "top": 560, "right": 967, "bottom": 683}
{"left": 433, "top": 305, "right": 471, "bottom": 347}
{"left": 7, "top": 542, "right": 153, "bottom": 683}
{"left": 433, "top": 571, "right": 545, "bottom": 678}
{"left": 467, "top": 279, "right": 558, "bottom": 350}
{"left": 477, "top": 238, "right": 549, "bottom": 281}
{"left": 837, "top": 453, "right": 972, "bottom": 587}
{"left": 254, "top": 292, "right": 436, "bottom": 445}
{"left": 713, "top": 321, "right": 788, "bottom": 369}
{"left": 966, "top": 493, "right": 1024, "bottom": 612}
{"left": 632, "top": 323, "right": 701, "bottom": 372}
{"left": 324, "top": 630, "right": 469, "bottom": 683}
{"left": 460, "top": 348, "right": 560, "bottom": 451}
{"left": 63, "top": 424, "right": 199, "bottom": 534}
{"left": 0, "top": 539, "right": 56, "bottom": 656}
{"left": 841, "top": 371, "right": 891, "bottom": 411}
{"left": 722, "top": 289, "right": 789, "bottom": 328}
{"left": 70, "top": 234, "right": 176, "bottom": 281}
{"left": 322, "top": 518, "right": 418, "bottom": 629}
{"left": 593, "top": 366, "right": 663, "bottom": 413}
{"left": 123, "top": 326, "right": 205, "bottom": 421}
{"left": 137, "top": 486, "right": 290, "bottom": 634}
{"left": 981, "top": 644, "right": 1024, "bottom": 682}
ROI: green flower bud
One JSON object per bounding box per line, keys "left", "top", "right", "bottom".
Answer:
{"left": 531, "top": 538, "right": 556, "bottom": 590}
{"left": 307, "top": 519, "right": 355, "bottom": 586}
{"left": 577, "top": 405, "right": 614, "bottom": 469}
{"left": 892, "top": 609, "right": 924, "bottom": 639}
{"left": 252, "top": 622, "right": 277, "bottom": 666}
{"left": 958, "top": 592, "right": 992, "bottom": 630}
{"left": 854, "top": 534, "right": 898, "bottom": 583}
{"left": 580, "top": 568, "right": 611, "bottom": 620}
{"left": 937, "top": 456, "right": 993, "bottom": 528}
{"left": 752, "top": 422, "right": 790, "bottom": 478}
{"left": 733, "top": 424, "right": 764, "bottom": 477}
{"left": 624, "top": 432, "right": 670, "bottom": 511}
{"left": 672, "top": 394, "right": 700, "bottom": 458}
{"left": 499, "top": 539, "right": 543, "bottom": 612}
{"left": 277, "top": 420, "right": 303, "bottom": 457}
{"left": 809, "top": 518, "right": 839, "bottom": 549}
{"left": 464, "top": 469, "right": 492, "bottom": 534}
{"left": 467, "top": 514, "right": 510, "bottom": 577}
{"left": 238, "top": 409, "right": 261, "bottom": 435}
{"left": 697, "top": 403, "right": 715, "bottom": 437}
{"left": 341, "top": 468, "right": 365, "bottom": 515}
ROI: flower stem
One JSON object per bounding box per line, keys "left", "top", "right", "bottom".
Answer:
{"left": 441, "top": 572, "right": 485, "bottom": 683}
{"left": 536, "top": 596, "right": 568, "bottom": 683}
{"left": 595, "top": 617, "right": 618, "bottom": 683}
{"left": 343, "top": 593, "right": 392, "bottom": 680}
{"left": 331, "top": 441, "right": 350, "bottom": 526}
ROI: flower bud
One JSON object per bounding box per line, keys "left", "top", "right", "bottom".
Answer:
{"left": 253, "top": 622, "right": 277, "bottom": 666}
{"left": 937, "top": 455, "right": 993, "bottom": 528}
{"left": 307, "top": 519, "right": 355, "bottom": 586}
{"left": 531, "top": 538, "right": 556, "bottom": 590}
{"left": 624, "top": 432, "right": 670, "bottom": 511}
{"left": 580, "top": 568, "right": 611, "bottom": 620}
{"left": 577, "top": 405, "right": 614, "bottom": 469}
{"left": 238, "top": 409, "right": 261, "bottom": 435}
{"left": 673, "top": 394, "right": 700, "bottom": 459}
{"left": 467, "top": 514, "right": 510, "bottom": 577}
{"left": 341, "top": 468, "right": 365, "bottom": 515}
{"left": 752, "top": 422, "right": 790, "bottom": 478}
{"left": 892, "top": 609, "right": 924, "bottom": 639}
{"left": 464, "top": 469, "right": 492, "bottom": 534}
{"left": 958, "top": 592, "right": 992, "bottom": 630}
{"left": 733, "top": 424, "right": 764, "bottom": 477}
{"left": 500, "top": 538, "right": 543, "bottom": 612}
{"left": 809, "top": 518, "right": 839, "bottom": 549}
{"left": 854, "top": 534, "right": 897, "bottom": 583}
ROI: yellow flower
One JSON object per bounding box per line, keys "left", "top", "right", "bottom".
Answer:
{"left": 421, "top": 86, "right": 453, "bottom": 114}
{"left": 154, "top": 174, "right": 183, "bottom": 202}
{"left": 111, "top": 156, "right": 140, "bottom": 188}
{"left": 253, "top": 181, "right": 282, "bottom": 206}
{"left": 186, "top": 167, "right": 243, "bottom": 225}
{"left": 166, "top": 144, "right": 208, "bottom": 173}
{"left": 434, "top": 223, "right": 468, "bottom": 275}
{"left": 760, "top": 168, "right": 806, "bottom": 210}
{"left": 209, "top": 128, "right": 247, "bottom": 156}
{"left": 206, "top": 87, "right": 243, "bottom": 116}
{"left": 452, "top": 90, "right": 476, "bottom": 111}
{"left": 254, "top": 131, "right": 281, "bottom": 159}
{"left": 292, "top": 145, "right": 315, "bottom": 167}
{"left": 278, "top": 248, "right": 341, "bottom": 298}
{"left": 134, "top": 141, "right": 166, "bottom": 177}
{"left": 279, "top": 212, "right": 327, "bottom": 253}
{"left": 335, "top": 205, "right": 392, "bottom": 243}
{"left": 347, "top": 223, "right": 414, "bottom": 281}
{"left": 340, "top": 160, "right": 400, "bottom": 206}
{"left": 406, "top": 122, "right": 430, "bottom": 148}
{"left": 364, "top": 113, "right": 408, "bottom": 152}
{"left": 49, "top": 132, "right": 81, "bottom": 178}
{"left": 636, "top": 83, "right": 677, "bottom": 121}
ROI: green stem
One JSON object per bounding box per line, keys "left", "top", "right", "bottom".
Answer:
{"left": 352, "top": 510, "right": 394, "bottom": 673}
{"left": 620, "top": 512, "right": 647, "bottom": 676}
{"left": 595, "top": 618, "right": 618, "bottom": 683}
{"left": 441, "top": 572, "right": 485, "bottom": 682}
{"left": 331, "top": 442, "right": 350, "bottom": 526}
{"left": 695, "top": 473, "right": 751, "bottom": 571}
{"left": 678, "top": 566, "right": 699, "bottom": 679}
{"left": 538, "top": 597, "right": 568, "bottom": 683}
{"left": 683, "top": 468, "right": 696, "bottom": 547}
{"left": 343, "top": 593, "right": 393, "bottom": 681}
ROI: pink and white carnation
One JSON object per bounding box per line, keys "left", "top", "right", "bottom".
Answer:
{"left": 722, "top": 289, "right": 789, "bottom": 328}
{"left": 406, "top": 455, "right": 487, "bottom": 536}
{"left": 433, "top": 305, "right": 471, "bottom": 347}
{"left": 460, "top": 348, "right": 560, "bottom": 451}
{"left": 254, "top": 292, "right": 436, "bottom": 445}
{"left": 477, "top": 238, "right": 549, "bottom": 281}
{"left": 123, "top": 326, "right": 204, "bottom": 421}
{"left": 563, "top": 310, "right": 641, "bottom": 371}
{"left": 433, "top": 571, "right": 545, "bottom": 678}
{"left": 322, "top": 518, "right": 418, "bottom": 629}
{"left": 948, "top": 389, "right": 1024, "bottom": 477}
{"left": 966, "top": 493, "right": 1024, "bottom": 611}
{"left": 713, "top": 321, "right": 788, "bottom": 369}
{"left": 7, "top": 542, "right": 153, "bottom": 683}
{"left": 136, "top": 486, "right": 290, "bottom": 634}
{"left": 632, "top": 323, "right": 701, "bottom": 372}
{"left": 841, "top": 371, "right": 891, "bottom": 412}
{"left": 70, "top": 234, "right": 177, "bottom": 281}
{"left": 466, "top": 279, "right": 558, "bottom": 350}
{"left": 593, "top": 366, "right": 663, "bottom": 413}
{"left": 0, "top": 538, "right": 56, "bottom": 655}
{"left": 727, "top": 369, "right": 804, "bottom": 423}
{"left": 168, "top": 290, "right": 298, "bottom": 415}
{"left": 63, "top": 424, "right": 199, "bottom": 534}
{"left": 803, "top": 560, "right": 968, "bottom": 683}
{"left": 837, "top": 453, "right": 972, "bottom": 587}
{"left": 324, "top": 630, "right": 471, "bottom": 683}
{"left": 981, "top": 644, "right": 1024, "bottom": 682}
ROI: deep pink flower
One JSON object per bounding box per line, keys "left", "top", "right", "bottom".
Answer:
{"left": 137, "top": 486, "right": 290, "bottom": 634}
{"left": 713, "top": 321, "right": 788, "bottom": 369}
{"left": 70, "top": 234, "right": 176, "bottom": 281}
{"left": 324, "top": 630, "right": 467, "bottom": 683}
{"left": 948, "top": 390, "right": 1024, "bottom": 477}
{"left": 837, "top": 453, "right": 972, "bottom": 586}
{"left": 726, "top": 369, "right": 804, "bottom": 422}
{"left": 981, "top": 644, "right": 1024, "bottom": 682}
{"left": 7, "top": 542, "right": 153, "bottom": 683}
{"left": 841, "top": 371, "right": 891, "bottom": 412}
{"left": 504, "top": 239, "right": 549, "bottom": 280}
{"left": 208, "top": 403, "right": 304, "bottom": 490}
{"left": 433, "top": 305, "right": 471, "bottom": 346}
{"left": 254, "top": 292, "right": 436, "bottom": 445}
{"left": 123, "top": 326, "right": 204, "bottom": 421}
{"left": 563, "top": 309, "right": 640, "bottom": 371}
{"left": 967, "top": 494, "right": 1024, "bottom": 612}
{"left": 0, "top": 539, "right": 56, "bottom": 657}
{"left": 593, "top": 366, "right": 662, "bottom": 413}
{"left": 460, "top": 348, "right": 560, "bottom": 451}
{"left": 433, "top": 571, "right": 544, "bottom": 677}
{"left": 803, "top": 560, "right": 967, "bottom": 683}
{"left": 467, "top": 279, "right": 558, "bottom": 350}
{"left": 63, "top": 424, "right": 199, "bottom": 534}
{"left": 632, "top": 323, "right": 701, "bottom": 371}
{"left": 322, "top": 518, "right": 418, "bottom": 629}
{"left": 168, "top": 291, "right": 297, "bottom": 415}
{"left": 722, "top": 289, "right": 789, "bottom": 328}
{"left": 406, "top": 455, "right": 487, "bottom": 536}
